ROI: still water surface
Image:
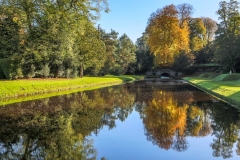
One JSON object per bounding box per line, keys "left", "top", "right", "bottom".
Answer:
{"left": 0, "top": 81, "right": 240, "bottom": 160}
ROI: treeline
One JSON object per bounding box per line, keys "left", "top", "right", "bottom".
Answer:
{"left": 0, "top": 0, "right": 138, "bottom": 79}
{"left": 1, "top": 0, "right": 239, "bottom": 80}
{"left": 143, "top": 0, "right": 240, "bottom": 74}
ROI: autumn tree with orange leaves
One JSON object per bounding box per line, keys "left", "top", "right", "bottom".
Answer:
{"left": 146, "top": 4, "right": 193, "bottom": 67}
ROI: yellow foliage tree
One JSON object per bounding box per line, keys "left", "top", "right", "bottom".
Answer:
{"left": 146, "top": 4, "right": 190, "bottom": 67}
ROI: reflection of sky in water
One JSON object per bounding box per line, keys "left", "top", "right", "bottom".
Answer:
{"left": 92, "top": 110, "right": 240, "bottom": 160}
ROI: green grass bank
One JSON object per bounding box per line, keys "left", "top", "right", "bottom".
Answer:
{"left": 0, "top": 75, "right": 143, "bottom": 106}
{"left": 183, "top": 73, "right": 240, "bottom": 107}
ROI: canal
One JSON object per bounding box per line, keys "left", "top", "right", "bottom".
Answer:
{"left": 0, "top": 81, "right": 240, "bottom": 159}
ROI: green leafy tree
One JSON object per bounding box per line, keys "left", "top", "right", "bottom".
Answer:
{"left": 194, "top": 43, "right": 214, "bottom": 65}
{"left": 73, "top": 23, "right": 106, "bottom": 77}
{"left": 172, "top": 51, "right": 194, "bottom": 74}
{"left": 0, "top": 8, "right": 24, "bottom": 58}
{"left": 0, "top": 0, "right": 109, "bottom": 79}
{"left": 189, "top": 18, "right": 207, "bottom": 52}
{"left": 99, "top": 28, "right": 119, "bottom": 75}
{"left": 214, "top": 0, "right": 240, "bottom": 72}
{"left": 135, "top": 33, "right": 155, "bottom": 73}
{"left": 114, "top": 34, "right": 136, "bottom": 74}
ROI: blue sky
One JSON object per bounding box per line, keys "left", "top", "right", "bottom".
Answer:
{"left": 97, "top": 0, "right": 222, "bottom": 43}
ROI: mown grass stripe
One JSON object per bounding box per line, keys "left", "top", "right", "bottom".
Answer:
{"left": 0, "top": 75, "right": 144, "bottom": 106}
{"left": 183, "top": 76, "right": 240, "bottom": 108}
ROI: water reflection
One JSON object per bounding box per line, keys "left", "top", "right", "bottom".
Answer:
{"left": 210, "top": 103, "right": 240, "bottom": 159}
{"left": 0, "top": 81, "right": 240, "bottom": 159}
{"left": 0, "top": 86, "right": 135, "bottom": 159}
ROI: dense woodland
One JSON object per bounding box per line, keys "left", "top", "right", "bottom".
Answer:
{"left": 0, "top": 0, "right": 240, "bottom": 79}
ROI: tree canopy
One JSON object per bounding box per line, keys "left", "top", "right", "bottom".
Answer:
{"left": 146, "top": 4, "right": 191, "bottom": 67}
{"left": 214, "top": 0, "right": 240, "bottom": 72}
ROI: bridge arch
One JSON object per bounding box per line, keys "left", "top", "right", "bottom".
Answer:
{"left": 160, "top": 72, "right": 170, "bottom": 77}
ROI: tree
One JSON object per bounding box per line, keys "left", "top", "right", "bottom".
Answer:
{"left": 194, "top": 43, "right": 214, "bottom": 65}
{"left": 177, "top": 3, "right": 193, "bottom": 27}
{"left": 214, "top": 0, "right": 240, "bottom": 72}
{"left": 0, "top": 7, "right": 25, "bottom": 59}
{"left": 0, "top": 0, "right": 109, "bottom": 79}
{"left": 74, "top": 23, "right": 106, "bottom": 77}
{"left": 146, "top": 4, "right": 190, "bottom": 67}
{"left": 189, "top": 18, "right": 207, "bottom": 51}
{"left": 135, "top": 33, "right": 155, "bottom": 73}
{"left": 201, "top": 17, "right": 218, "bottom": 42}
{"left": 99, "top": 28, "right": 119, "bottom": 75}
{"left": 114, "top": 34, "right": 136, "bottom": 74}
{"left": 172, "top": 51, "right": 194, "bottom": 73}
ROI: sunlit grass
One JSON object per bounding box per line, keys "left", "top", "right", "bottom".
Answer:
{"left": 183, "top": 75, "right": 240, "bottom": 107}
{"left": 0, "top": 75, "right": 144, "bottom": 106}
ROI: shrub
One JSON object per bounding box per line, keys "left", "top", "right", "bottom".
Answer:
{"left": 65, "top": 68, "right": 78, "bottom": 78}
{"left": 23, "top": 64, "right": 36, "bottom": 78}
{"left": 110, "top": 65, "right": 123, "bottom": 76}
{"left": 0, "top": 59, "right": 9, "bottom": 79}
{"left": 8, "top": 56, "right": 24, "bottom": 79}
{"left": 36, "top": 64, "right": 50, "bottom": 78}
{"left": 0, "top": 68, "right": 5, "bottom": 79}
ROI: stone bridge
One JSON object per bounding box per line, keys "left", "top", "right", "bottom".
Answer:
{"left": 146, "top": 69, "right": 182, "bottom": 78}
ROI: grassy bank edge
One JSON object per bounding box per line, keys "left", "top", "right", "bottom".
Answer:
{"left": 0, "top": 75, "right": 144, "bottom": 106}
{"left": 183, "top": 77, "right": 240, "bottom": 108}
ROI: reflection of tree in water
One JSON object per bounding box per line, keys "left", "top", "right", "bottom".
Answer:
{"left": 132, "top": 83, "right": 215, "bottom": 152}
{"left": 143, "top": 91, "right": 189, "bottom": 151}
{"left": 2, "top": 81, "right": 240, "bottom": 159}
{"left": 210, "top": 103, "right": 240, "bottom": 159}
{"left": 133, "top": 82, "right": 240, "bottom": 158}
{"left": 236, "top": 140, "right": 240, "bottom": 156}
{"left": 0, "top": 85, "right": 135, "bottom": 159}
{"left": 186, "top": 105, "right": 212, "bottom": 137}
{"left": 0, "top": 113, "right": 95, "bottom": 160}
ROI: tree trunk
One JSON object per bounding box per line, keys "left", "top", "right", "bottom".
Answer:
{"left": 54, "top": 67, "right": 59, "bottom": 78}
{"left": 79, "top": 63, "right": 84, "bottom": 78}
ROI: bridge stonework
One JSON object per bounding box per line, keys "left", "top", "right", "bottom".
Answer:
{"left": 146, "top": 69, "right": 182, "bottom": 77}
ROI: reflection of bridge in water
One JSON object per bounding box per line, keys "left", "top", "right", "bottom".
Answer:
{"left": 127, "top": 81, "right": 216, "bottom": 103}
{"left": 145, "top": 80, "right": 188, "bottom": 87}
{"left": 143, "top": 79, "right": 188, "bottom": 87}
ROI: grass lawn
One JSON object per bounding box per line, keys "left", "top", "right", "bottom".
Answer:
{"left": 183, "top": 73, "right": 240, "bottom": 107}
{"left": 0, "top": 75, "right": 144, "bottom": 106}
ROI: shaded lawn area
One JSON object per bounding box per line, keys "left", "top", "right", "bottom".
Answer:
{"left": 183, "top": 76, "right": 240, "bottom": 107}
{"left": 0, "top": 75, "right": 144, "bottom": 106}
